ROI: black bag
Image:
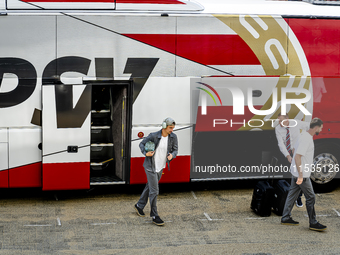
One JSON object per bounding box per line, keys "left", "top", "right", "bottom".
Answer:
{"left": 251, "top": 181, "right": 274, "bottom": 217}
{"left": 272, "top": 179, "right": 290, "bottom": 216}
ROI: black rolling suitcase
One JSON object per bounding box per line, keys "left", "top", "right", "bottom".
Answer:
{"left": 251, "top": 181, "right": 274, "bottom": 217}
{"left": 272, "top": 179, "right": 290, "bottom": 216}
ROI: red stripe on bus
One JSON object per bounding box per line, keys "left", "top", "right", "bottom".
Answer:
{"left": 8, "top": 162, "right": 42, "bottom": 188}
{"left": 42, "top": 162, "right": 90, "bottom": 191}
{"left": 130, "top": 155, "right": 191, "bottom": 184}
{"left": 0, "top": 170, "right": 9, "bottom": 188}
{"left": 123, "top": 34, "right": 260, "bottom": 66}
{"left": 287, "top": 18, "right": 340, "bottom": 77}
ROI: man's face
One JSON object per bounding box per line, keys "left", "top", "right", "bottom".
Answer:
{"left": 164, "top": 125, "right": 175, "bottom": 135}
{"left": 315, "top": 124, "right": 323, "bottom": 135}
{"left": 278, "top": 115, "right": 288, "bottom": 127}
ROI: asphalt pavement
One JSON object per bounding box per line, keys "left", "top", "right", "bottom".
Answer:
{"left": 0, "top": 180, "right": 339, "bottom": 254}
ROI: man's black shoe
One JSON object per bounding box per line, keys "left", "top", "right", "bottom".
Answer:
{"left": 281, "top": 217, "right": 299, "bottom": 225}
{"left": 134, "top": 204, "right": 145, "bottom": 217}
{"left": 152, "top": 216, "right": 164, "bottom": 226}
{"left": 310, "top": 222, "right": 327, "bottom": 232}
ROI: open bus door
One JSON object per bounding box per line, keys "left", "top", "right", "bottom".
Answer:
{"left": 42, "top": 84, "right": 92, "bottom": 190}
{"left": 42, "top": 81, "right": 132, "bottom": 190}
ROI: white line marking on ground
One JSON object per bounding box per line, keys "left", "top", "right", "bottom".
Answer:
{"left": 144, "top": 221, "right": 172, "bottom": 224}
{"left": 304, "top": 214, "right": 331, "bottom": 217}
{"left": 90, "top": 223, "right": 116, "bottom": 225}
{"left": 57, "top": 218, "right": 61, "bottom": 226}
{"left": 245, "top": 217, "right": 265, "bottom": 220}
{"left": 199, "top": 219, "right": 224, "bottom": 221}
{"left": 191, "top": 191, "right": 197, "bottom": 199}
{"left": 204, "top": 213, "right": 212, "bottom": 221}
{"left": 200, "top": 213, "right": 224, "bottom": 221}
{"left": 332, "top": 208, "right": 340, "bottom": 217}
{"left": 24, "top": 224, "right": 52, "bottom": 227}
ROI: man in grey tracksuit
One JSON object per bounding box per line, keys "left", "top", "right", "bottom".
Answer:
{"left": 134, "top": 117, "right": 178, "bottom": 226}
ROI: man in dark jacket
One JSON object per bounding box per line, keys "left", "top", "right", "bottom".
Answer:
{"left": 134, "top": 117, "right": 178, "bottom": 226}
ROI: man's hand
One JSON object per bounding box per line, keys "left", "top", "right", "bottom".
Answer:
{"left": 286, "top": 155, "right": 292, "bottom": 163}
{"left": 146, "top": 151, "right": 155, "bottom": 157}
{"left": 296, "top": 177, "right": 303, "bottom": 185}
{"left": 294, "top": 154, "right": 303, "bottom": 185}
{"left": 167, "top": 153, "right": 173, "bottom": 161}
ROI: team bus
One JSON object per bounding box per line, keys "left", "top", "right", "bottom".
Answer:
{"left": 0, "top": 0, "right": 339, "bottom": 192}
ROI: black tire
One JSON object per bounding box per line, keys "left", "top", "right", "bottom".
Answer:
{"left": 311, "top": 144, "right": 340, "bottom": 193}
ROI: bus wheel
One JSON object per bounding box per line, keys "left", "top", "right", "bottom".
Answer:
{"left": 311, "top": 146, "right": 340, "bottom": 193}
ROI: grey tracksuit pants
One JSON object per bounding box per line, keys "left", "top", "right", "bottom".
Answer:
{"left": 281, "top": 177, "right": 317, "bottom": 225}
{"left": 137, "top": 169, "right": 163, "bottom": 217}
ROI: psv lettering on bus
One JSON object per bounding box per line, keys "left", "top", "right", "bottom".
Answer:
{"left": 0, "top": 56, "right": 158, "bottom": 128}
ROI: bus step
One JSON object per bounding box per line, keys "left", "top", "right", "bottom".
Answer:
{"left": 90, "top": 175, "right": 125, "bottom": 185}
{"left": 91, "top": 128, "right": 112, "bottom": 143}
{"left": 91, "top": 126, "right": 110, "bottom": 129}
{"left": 91, "top": 109, "right": 110, "bottom": 113}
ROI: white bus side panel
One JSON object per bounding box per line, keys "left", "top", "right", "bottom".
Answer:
{"left": 7, "top": 0, "right": 115, "bottom": 10}
{"left": 131, "top": 77, "right": 191, "bottom": 158}
{"left": 42, "top": 85, "right": 91, "bottom": 164}
{"left": 0, "top": 15, "right": 55, "bottom": 128}
{"left": 8, "top": 128, "right": 42, "bottom": 187}
{"left": 0, "top": 129, "right": 8, "bottom": 172}
{"left": 8, "top": 128, "right": 41, "bottom": 169}
{"left": 56, "top": 15, "right": 176, "bottom": 79}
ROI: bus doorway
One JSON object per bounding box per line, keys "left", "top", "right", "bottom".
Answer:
{"left": 90, "top": 81, "right": 132, "bottom": 185}
{"left": 42, "top": 80, "right": 132, "bottom": 190}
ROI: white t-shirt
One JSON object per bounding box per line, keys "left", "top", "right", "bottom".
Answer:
{"left": 154, "top": 136, "right": 168, "bottom": 172}
{"left": 290, "top": 131, "right": 314, "bottom": 178}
